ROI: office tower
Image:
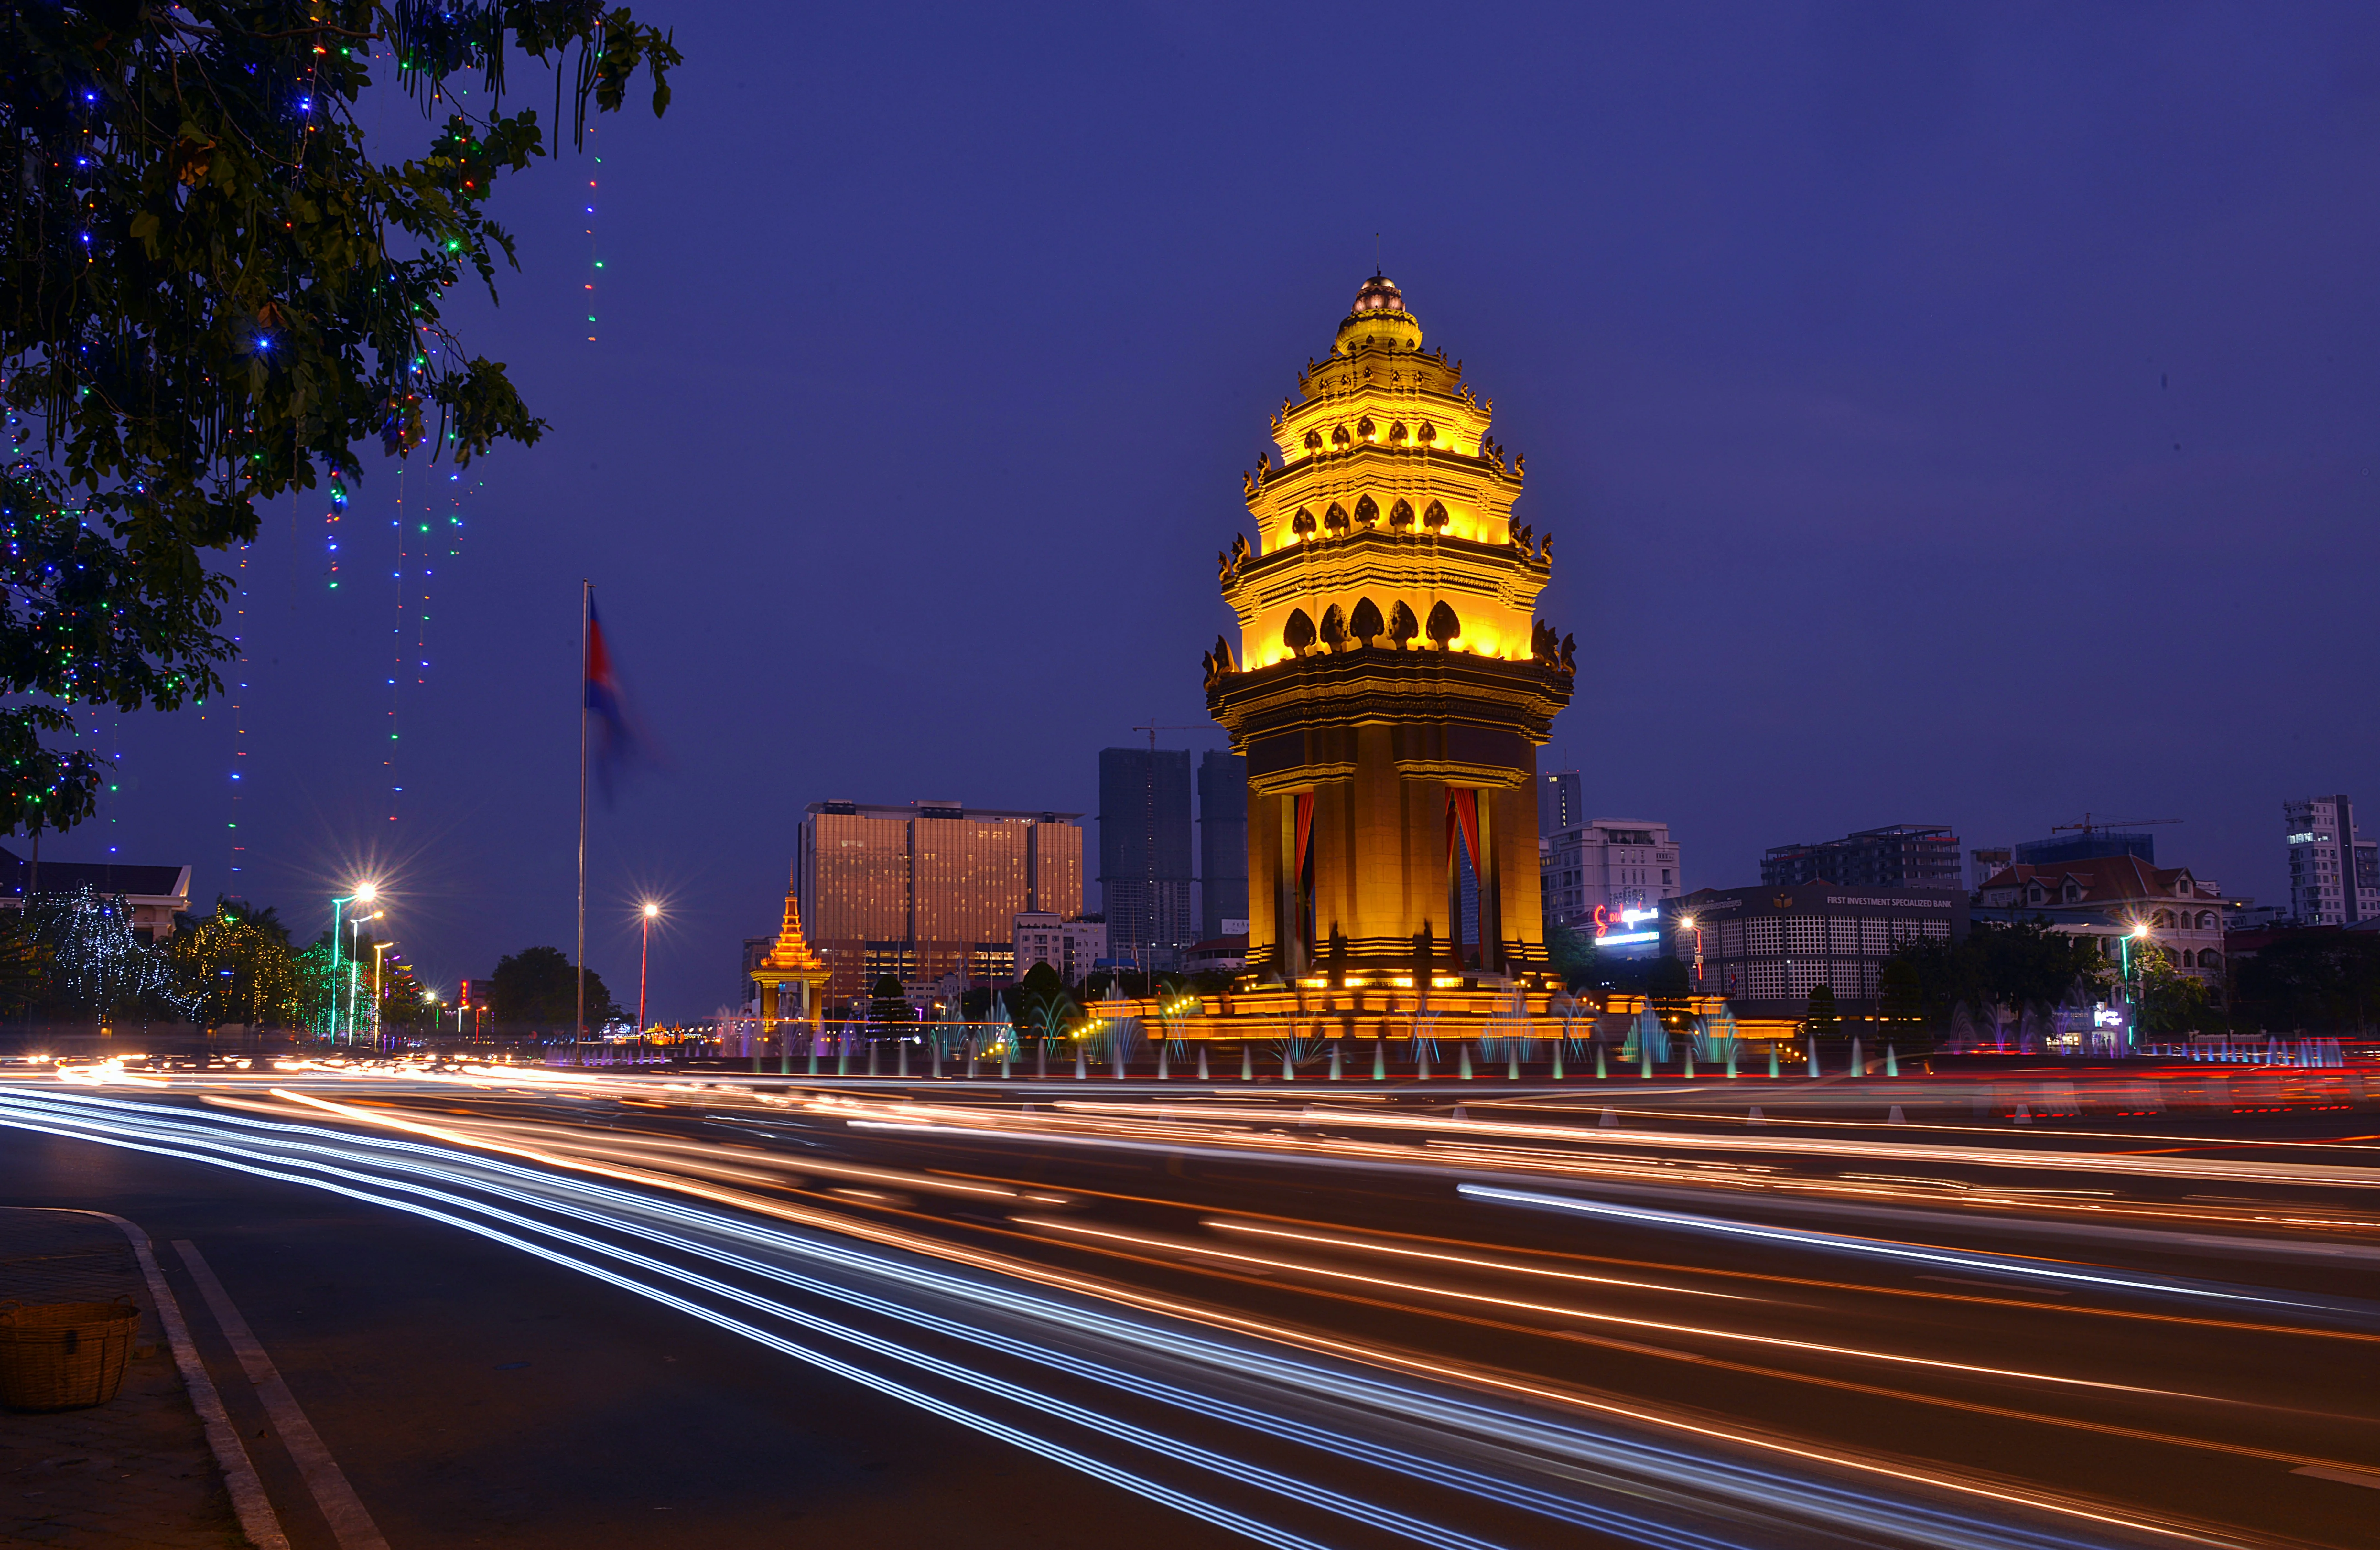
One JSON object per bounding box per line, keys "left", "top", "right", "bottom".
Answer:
{"left": 1198, "top": 750, "right": 1249, "bottom": 941}
{"left": 798, "top": 800, "right": 1082, "bottom": 1003}
{"left": 1099, "top": 748, "right": 1195, "bottom": 970}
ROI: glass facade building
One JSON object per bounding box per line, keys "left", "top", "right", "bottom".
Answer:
{"left": 1099, "top": 748, "right": 1195, "bottom": 970}
{"left": 1198, "top": 751, "right": 1249, "bottom": 942}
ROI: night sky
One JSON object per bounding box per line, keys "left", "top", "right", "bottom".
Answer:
{"left": 52, "top": 4, "right": 2380, "bottom": 1019}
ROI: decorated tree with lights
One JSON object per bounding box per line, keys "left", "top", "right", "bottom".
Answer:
{"left": 166, "top": 899, "right": 298, "bottom": 1027}
{"left": 293, "top": 940, "right": 345, "bottom": 1034}
{"left": 374, "top": 953, "right": 427, "bottom": 1030}
{"left": 29, "top": 884, "right": 187, "bottom": 1023}
{"left": 0, "top": 3, "right": 678, "bottom": 836}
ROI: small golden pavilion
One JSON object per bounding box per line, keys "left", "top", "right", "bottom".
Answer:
{"left": 749, "top": 887, "right": 831, "bottom": 1050}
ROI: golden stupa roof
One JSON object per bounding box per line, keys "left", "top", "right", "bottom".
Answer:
{"left": 754, "top": 891, "right": 829, "bottom": 978}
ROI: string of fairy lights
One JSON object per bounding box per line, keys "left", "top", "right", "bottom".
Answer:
{"left": 586, "top": 126, "right": 602, "bottom": 343}
{"left": 22, "top": 41, "right": 597, "bottom": 901}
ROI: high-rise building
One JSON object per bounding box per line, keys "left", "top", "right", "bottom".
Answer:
{"left": 798, "top": 800, "right": 1082, "bottom": 1005}
{"left": 1198, "top": 750, "right": 1249, "bottom": 941}
{"left": 2285, "top": 795, "right": 2379, "bottom": 925}
{"left": 1540, "top": 820, "right": 1682, "bottom": 942}
{"left": 1538, "top": 770, "right": 1583, "bottom": 838}
{"left": 1760, "top": 825, "right": 1961, "bottom": 889}
{"left": 2016, "top": 830, "right": 2158, "bottom": 867}
{"left": 1099, "top": 748, "right": 1195, "bottom": 970}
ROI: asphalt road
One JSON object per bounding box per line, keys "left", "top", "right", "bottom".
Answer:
{"left": 3, "top": 1064, "right": 2375, "bottom": 1549}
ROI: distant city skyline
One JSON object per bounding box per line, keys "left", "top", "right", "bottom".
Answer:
{"left": 38, "top": 4, "right": 2379, "bottom": 1016}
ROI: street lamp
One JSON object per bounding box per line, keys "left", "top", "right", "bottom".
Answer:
{"left": 638, "top": 901, "right": 661, "bottom": 1033}
{"left": 345, "top": 909, "right": 382, "bottom": 1044}
{"left": 328, "top": 882, "right": 378, "bottom": 1042}
{"left": 371, "top": 942, "right": 397, "bottom": 1052}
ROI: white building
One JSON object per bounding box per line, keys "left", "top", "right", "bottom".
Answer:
{"left": 1540, "top": 819, "right": 1682, "bottom": 942}
{"left": 1975, "top": 856, "right": 2228, "bottom": 992}
{"left": 2284, "top": 796, "right": 2378, "bottom": 927}
{"left": 1012, "top": 912, "right": 1106, "bottom": 984}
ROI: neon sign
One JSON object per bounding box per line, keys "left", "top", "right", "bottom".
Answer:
{"left": 1592, "top": 904, "right": 1662, "bottom": 938}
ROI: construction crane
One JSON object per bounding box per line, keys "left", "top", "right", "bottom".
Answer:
{"left": 1129, "top": 721, "right": 1208, "bottom": 974}
{"left": 2051, "top": 813, "right": 2182, "bottom": 835}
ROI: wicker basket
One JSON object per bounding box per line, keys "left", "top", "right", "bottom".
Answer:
{"left": 0, "top": 1298, "right": 141, "bottom": 1411}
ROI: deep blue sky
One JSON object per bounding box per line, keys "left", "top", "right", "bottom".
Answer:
{"left": 53, "top": 3, "right": 2380, "bottom": 1018}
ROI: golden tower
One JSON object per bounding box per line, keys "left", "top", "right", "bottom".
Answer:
{"left": 749, "top": 887, "right": 831, "bottom": 1050}
{"left": 1206, "top": 274, "right": 1575, "bottom": 985}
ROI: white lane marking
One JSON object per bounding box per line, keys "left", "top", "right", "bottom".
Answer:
{"left": 80, "top": 1211, "right": 290, "bottom": 1550}
{"left": 173, "top": 1240, "right": 390, "bottom": 1550}
{"left": 2293, "top": 1463, "right": 2380, "bottom": 1490}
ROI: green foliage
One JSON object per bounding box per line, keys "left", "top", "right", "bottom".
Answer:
{"left": 2128, "top": 942, "right": 2221, "bottom": 1036}
{"left": 1803, "top": 982, "right": 1839, "bottom": 1038}
{"left": 166, "top": 898, "right": 298, "bottom": 1025}
{"left": 1645, "top": 956, "right": 1692, "bottom": 1025}
{"left": 0, "top": 3, "right": 677, "bottom": 837}
{"left": 869, "top": 973, "right": 912, "bottom": 1024}
{"left": 1015, "top": 960, "right": 1064, "bottom": 1002}
{"left": 1877, "top": 954, "right": 1925, "bottom": 1030}
{"left": 487, "top": 944, "right": 615, "bottom": 1027}
{"left": 374, "top": 952, "right": 426, "bottom": 1028}
{"left": 1543, "top": 920, "right": 1596, "bottom": 986}
{"left": 0, "top": 908, "right": 50, "bottom": 1014}
{"left": 293, "top": 939, "right": 341, "bottom": 1031}
{"left": 1887, "top": 918, "right": 2112, "bottom": 1029}
{"left": 2233, "top": 931, "right": 2380, "bottom": 1033}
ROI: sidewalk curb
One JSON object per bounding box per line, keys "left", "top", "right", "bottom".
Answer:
{"left": 73, "top": 1209, "right": 291, "bottom": 1550}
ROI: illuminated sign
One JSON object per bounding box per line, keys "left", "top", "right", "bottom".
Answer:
{"left": 1596, "top": 930, "right": 1660, "bottom": 947}
{"left": 2288, "top": 832, "right": 2319, "bottom": 845}
{"left": 2093, "top": 1003, "right": 2125, "bottom": 1028}
{"left": 1593, "top": 904, "right": 1664, "bottom": 938}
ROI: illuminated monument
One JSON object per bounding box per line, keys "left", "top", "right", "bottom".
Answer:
{"left": 748, "top": 885, "right": 831, "bottom": 1055}
{"left": 1205, "top": 273, "right": 1575, "bottom": 988}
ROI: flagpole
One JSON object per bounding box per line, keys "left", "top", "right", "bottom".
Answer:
{"left": 577, "top": 579, "right": 590, "bottom": 1056}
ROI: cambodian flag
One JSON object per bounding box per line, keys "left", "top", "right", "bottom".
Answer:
{"left": 584, "top": 596, "right": 654, "bottom": 801}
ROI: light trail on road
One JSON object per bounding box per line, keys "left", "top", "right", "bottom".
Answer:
{"left": 3, "top": 1073, "right": 2373, "bottom": 1548}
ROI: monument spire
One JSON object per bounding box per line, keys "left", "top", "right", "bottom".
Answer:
{"left": 1206, "top": 275, "right": 1575, "bottom": 985}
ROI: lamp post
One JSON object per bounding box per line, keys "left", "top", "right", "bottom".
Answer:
{"left": 329, "top": 883, "right": 376, "bottom": 1041}
{"left": 2123, "top": 922, "right": 2150, "bottom": 1052}
{"left": 372, "top": 942, "right": 397, "bottom": 1053}
{"left": 637, "top": 901, "right": 661, "bottom": 1067}
{"left": 345, "top": 910, "right": 382, "bottom": 1044}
